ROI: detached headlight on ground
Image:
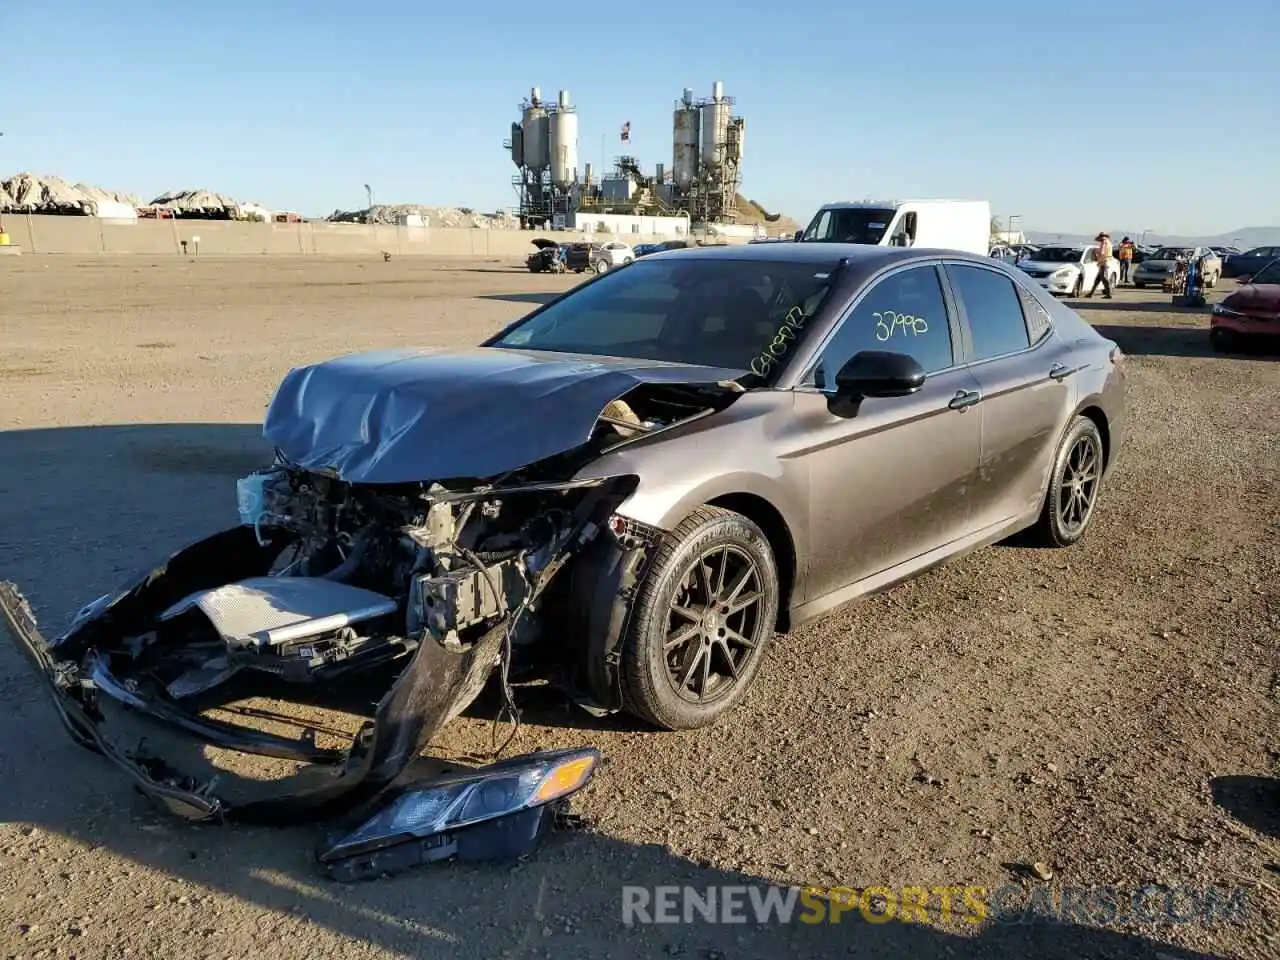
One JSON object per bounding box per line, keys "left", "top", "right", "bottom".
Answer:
{"left": 318, "top": 747, "right": 599, "bottom": 879}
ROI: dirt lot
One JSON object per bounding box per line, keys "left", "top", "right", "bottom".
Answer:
{"left": 0, "top": 255, "right": 1276, "bottom": 960}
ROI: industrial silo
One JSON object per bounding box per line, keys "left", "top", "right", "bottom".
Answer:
{"left": 672, "top": 87, "right": 700, "bottom": 189}
{"left": 521, "top": 88, "right": 550, "bottom": 170}
{"left": 510, "top": 122, "right": 524, "bottom": 167}
{"left": 699, "top": 80, "right": 730, "bottom": 170}
{"left": 548, "top": 90, "right": 579, "bottom": 187}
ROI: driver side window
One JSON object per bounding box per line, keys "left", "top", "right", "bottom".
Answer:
{"left": 812, "top": 265, "right": 953, "bottom": 390}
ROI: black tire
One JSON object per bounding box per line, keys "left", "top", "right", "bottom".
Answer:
{"left": 1028, "top": 415, "right": 1106, "bottom": 548}
{"left": 1210, "top": 328, "right": 1232, "bottom": 352}
{"left": 620, "top": 506, "right": 779, "bottom": 730}
{"left": 594, "top": 259, "right": 609, "bottom": 275}
{"left": 623, "top": 256, "right": 634, "bottom": 265}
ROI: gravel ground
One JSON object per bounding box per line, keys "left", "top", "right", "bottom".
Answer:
{"left": 0, "top": 256, "right": 1276, "bottom": 960}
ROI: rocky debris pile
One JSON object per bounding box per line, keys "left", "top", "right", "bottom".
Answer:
{"left": 1, "top": 172, "right": 142, "bottom": 212}
{"left": 147, "top": 189, "right": 240, "bottom": 214}
{"left": 326, "top": 204, "right": 519, "bottom": 229}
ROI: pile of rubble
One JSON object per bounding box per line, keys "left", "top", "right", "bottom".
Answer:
{"left": 326, "top": 204, "right": 519, "bottom": 229}
{"left": 147, "top": 188, "right": 240, "bottom": 214}
{"left": 0, "top": 172, "right": 143, "bottom": 213}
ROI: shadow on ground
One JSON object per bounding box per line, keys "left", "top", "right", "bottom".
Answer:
{"left": 1074, "top": 299, "right": 1208, "bottom": 315}
{"left": 1089, "top": 324, "right": 1280, "bottom": 360}
{"left": 0, "top": 424, "right": 1233, "bottom": 958}
{"left": 477, "top": 292, "right": 559, "bottom": 305}
{"left": 1210, "top": 775, "right": 1280, "bottom": 840}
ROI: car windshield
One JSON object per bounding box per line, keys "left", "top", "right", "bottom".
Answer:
{"left": 801, "top": 207, "right": 895, "bottom": 244}
{"left": 1153, "top": 247, "right": 1193, "bottom": 260}
{"left": 1032, "top": 247, "right": 1083, "bottom": 262}
{"left": 1248, "top": 260, "right": 1280, "bottom": 284}
{"left": 490, "top": 258, "right": 838, "bottom": 380}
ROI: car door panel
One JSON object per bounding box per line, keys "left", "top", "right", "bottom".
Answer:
{"left": 943, "top": 263, "right": 1074, "bottom": 529}
{"left": 791, "top": 368, "right": 983, "bottom": 600}
{"left": 788, "top": 263, "right": 982, "bottom": 601}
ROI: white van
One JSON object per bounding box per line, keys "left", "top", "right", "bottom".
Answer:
{"left": 797, "top": 199, "right": 991, "bottom": 255}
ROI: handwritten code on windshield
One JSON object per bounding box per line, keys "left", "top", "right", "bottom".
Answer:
{"left": 749, "top": 306, "right": 808, "bottom": 379}
{"left": 874, "top": 310, "right": 928, "bottom": 342}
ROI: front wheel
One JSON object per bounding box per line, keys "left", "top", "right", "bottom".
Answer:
{"left": 1028, "top": 416, "right": 1106, "bottom": 547}
{"left": 594, "top": 259, "right": 609, "bottom": 274}
{"left": 620, "top": 506, "right": 779, "bottom": 730}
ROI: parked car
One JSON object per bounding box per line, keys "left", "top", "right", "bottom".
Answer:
{"left": 0, "top": 242, "right": 1127, "bottom": 843}
{"left": 1221, "top": 245, "right": 1280, "bottom": 279}
{"left": 1133, "top": 246, "right": 1221, "bottom": 289}
{"left": 565, "top": 242, "right": 610, "bottom": 274}
{"left": 633, "top": 243, "right": 662, "bottom": 258}
{"left": 1210, "top": 256, "right": 1280, "bottom": 352}
{"left": 599, "top": 241, "right": 636, "bottom": 268}
{"left": 1016, "top": 244, "right": 1119, "bottom": 297}
{"left": 526, "top": 238, "right": 567, "bottom": 273}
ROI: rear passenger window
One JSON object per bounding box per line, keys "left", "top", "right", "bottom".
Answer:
{"left": 946, "top": 265, "right": 1032, "bottom": 360}
{"left": 1016, "top": 285, "right": 1053, "bottom": 343}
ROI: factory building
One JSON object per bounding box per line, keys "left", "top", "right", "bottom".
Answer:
{"left": 504, "top": 81, "right": 747, "bottom": 234}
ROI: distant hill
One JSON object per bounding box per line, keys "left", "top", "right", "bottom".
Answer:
{"left": 1026, "top": 226, "right": 1280, "bottom": 249}
{"left": 734, "top": 195, "right": 799, "bottom": 235}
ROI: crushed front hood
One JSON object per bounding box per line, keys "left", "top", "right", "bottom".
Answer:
{"left": 263, "top": 347, "right": 745, "bottom": 483}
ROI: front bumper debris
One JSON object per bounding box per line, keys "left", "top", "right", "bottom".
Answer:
{"left": 0, "top": 571, "right": 508, "bottom": 825}
{"left": 1, "top": 578, "right": 600, "bottom": 877}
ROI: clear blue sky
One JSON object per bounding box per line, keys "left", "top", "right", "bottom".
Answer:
{"left": 5, "top": 0, "right": 1277, "bottom": 235}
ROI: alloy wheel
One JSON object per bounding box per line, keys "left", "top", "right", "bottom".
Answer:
{"left": 1057, "top": 434, "right": 1102, "bottom": 535}
{"left": 663, "top": 545, "right": 766, "bottom": 705}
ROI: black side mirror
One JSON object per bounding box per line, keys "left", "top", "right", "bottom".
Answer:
{"left": 793, "top": 230, "right": 803, "bottom": 242}
{"left": 835, "top": 351, "right": 927, "bottom": 400}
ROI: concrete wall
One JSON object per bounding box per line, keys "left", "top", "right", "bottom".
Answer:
{"left": 1, "top": 215, "right": 734, "bottom": 258}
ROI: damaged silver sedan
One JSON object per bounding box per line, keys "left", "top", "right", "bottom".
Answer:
{"left": 1, "top": 244, "right": 1125, "bottom": 876}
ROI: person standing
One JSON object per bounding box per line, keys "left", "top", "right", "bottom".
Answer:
{"left": 1116, "top": 236, "right": 1135, "bottom": 284}
{"left": 1087, "top": 232, "right": 1114, "bottom": 298}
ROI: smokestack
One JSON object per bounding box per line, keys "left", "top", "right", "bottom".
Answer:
{"left": 531, "top": 87, "right": 541, "bottom": 104}
{"left": 712, "top": 80, "right": 724, "bottom": 101}
{"left": 558, "top": 89, "right": 570, "bottom": 108}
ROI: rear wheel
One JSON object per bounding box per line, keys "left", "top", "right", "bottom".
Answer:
{"left": 1210, "top": 327, "right": 1232, "bottom": 352}
{"left": 594, "top": 259, "right": 609, "bottom": 274}
{"left": 1028, "top": 416, "right": 1106, "bottom": 548}
{"left": 620, "top": 506, "right": 779, "bottom": 730}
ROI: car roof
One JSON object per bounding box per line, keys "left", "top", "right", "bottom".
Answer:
{"left": 643, "top": 242, "right": 997, "bottom": 270}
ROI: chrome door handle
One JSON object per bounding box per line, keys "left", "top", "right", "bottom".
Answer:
{"left": 1049, "top": 363, "right": 1079, "bottom": 381}
{"left": 949, "top": 390, "right": 982, "bottom": 410}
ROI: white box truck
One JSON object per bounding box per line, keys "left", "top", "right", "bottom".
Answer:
{"left": 796, "top": 199, "right": 991, "bottom": 255}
